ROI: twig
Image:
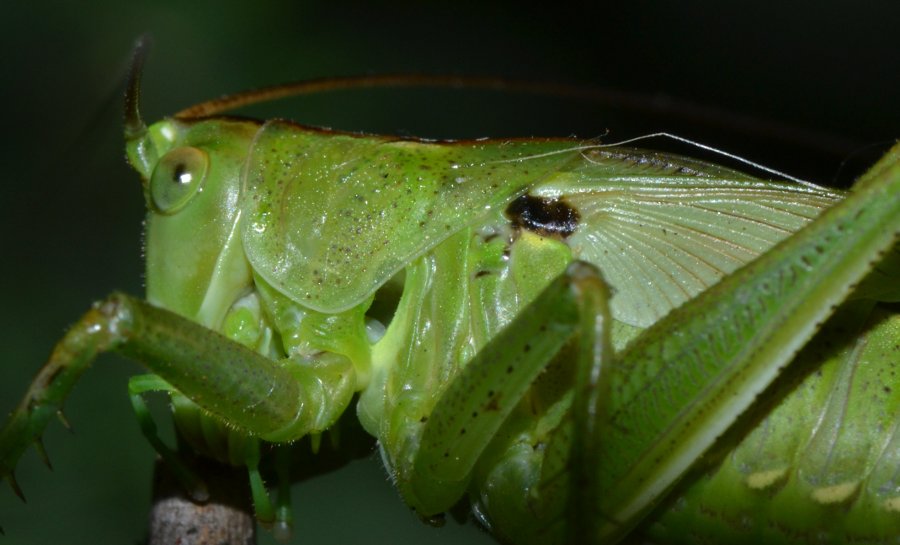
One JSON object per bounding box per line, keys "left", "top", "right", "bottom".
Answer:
{"left": 148, "top": 457, "right": 256, "bottom": 545}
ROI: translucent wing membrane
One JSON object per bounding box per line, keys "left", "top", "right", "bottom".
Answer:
{"left": 539, "top": 148, "right": 843, "bottom": 327}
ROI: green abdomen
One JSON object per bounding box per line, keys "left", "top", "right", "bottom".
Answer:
{"left": 646, "top": 304, "right": 900, "bottom": 544}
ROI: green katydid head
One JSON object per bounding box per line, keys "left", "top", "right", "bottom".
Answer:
{"left": 123, "top": 40, "right": 261, "bottom": 327}
{"left": 129, "top": 116, "right": 261, "bottom": 326}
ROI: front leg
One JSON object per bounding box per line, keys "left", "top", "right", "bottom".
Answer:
{"left": 0, "top": 293, "right": 306, "bottom": 494}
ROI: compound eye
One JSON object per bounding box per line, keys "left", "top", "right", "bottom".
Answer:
{"left": 149, "top": 146, "right": 209, "bottom": 214}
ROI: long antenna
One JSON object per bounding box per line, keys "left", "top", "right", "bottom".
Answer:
{"left": 173, "top": 74, "right": 859, "bottom": 159}
{"left": 175, "top": 75, "right": 592, "bottom": 118}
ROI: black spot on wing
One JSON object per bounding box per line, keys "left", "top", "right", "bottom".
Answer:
{"left": 505, "top": 194, "right": 580, "bottom": 239}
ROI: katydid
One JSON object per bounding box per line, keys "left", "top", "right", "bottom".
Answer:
{"left": 1, "top": 44, "right": 899, "bottom": 545}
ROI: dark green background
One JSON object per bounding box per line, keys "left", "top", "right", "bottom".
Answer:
{"left": 1, "top": 2, "right": 897, "bottom": 544}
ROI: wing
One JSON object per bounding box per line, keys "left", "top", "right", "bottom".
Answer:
{"left": 242, "top": 122, "right": 843, "bottom": 324}
{"left": 536, "top": 147, "right": 844, "bottom": 327}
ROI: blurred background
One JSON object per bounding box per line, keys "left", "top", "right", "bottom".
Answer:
{"left": 0, "top": 1, "right": 897, "bottom": 544}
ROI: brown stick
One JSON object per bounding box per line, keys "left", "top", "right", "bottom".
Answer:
{"left": 148, "top": 457, "right": 256, "bottom": 545}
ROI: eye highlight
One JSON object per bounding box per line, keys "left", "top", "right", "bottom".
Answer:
{"left": 150, "top": 146, "right": 209, "bottom": 214}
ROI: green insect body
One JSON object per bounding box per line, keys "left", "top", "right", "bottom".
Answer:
{"left": 1, "top": 59, "right": 899, "bottom": 545}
